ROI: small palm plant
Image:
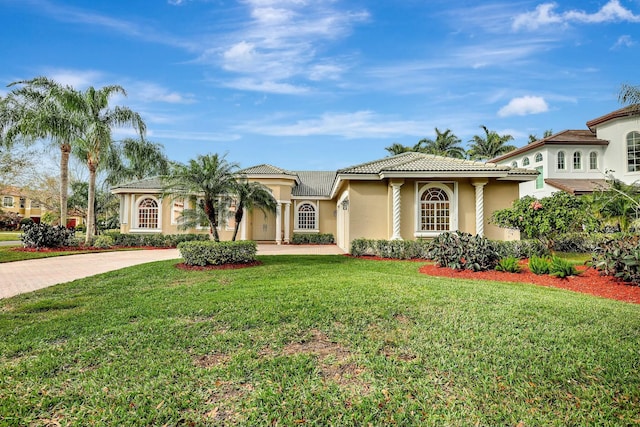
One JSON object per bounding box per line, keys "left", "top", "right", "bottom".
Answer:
{"left": 495, "top": 256, "right": 521, "bottom": 273}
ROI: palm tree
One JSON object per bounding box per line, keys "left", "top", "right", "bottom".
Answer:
{"left": 419, "top": 128, "right": 466, "bottom": 158}
{"left": 67, "top": 85, "right": 146, "bottom": 243}
{"left": 468, "top": 125, "right": 517, "bottom": 161}
{"left": 619, "top": 83, "right": 640, "bottom": 108}
{"left": 384, "top": 141, "right": 426, "bottom": 156}
{"left": 2, "top": 77, "right": 82, "bottom": 226}
{"left": 230, "top": 179, "right": 276, "bottom": 241}
{"left": 528, "top": 129, "right": 553, "bottom": 144}
{"left": 162, "top": 153, "right": 239, "bottom": 242}
{"left": 105, "top": 137, "right": 170, "bottom": 186}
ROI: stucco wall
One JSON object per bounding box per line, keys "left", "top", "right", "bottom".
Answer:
{"left": 347, "top": 181, "right": 388, "bottom": 241}
{"left": 483, "top": 179, "right": 521, "bottom": 241}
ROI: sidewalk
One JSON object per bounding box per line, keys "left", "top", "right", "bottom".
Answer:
{"left": 0, "top": 244, "right": 344, "bottom": 299}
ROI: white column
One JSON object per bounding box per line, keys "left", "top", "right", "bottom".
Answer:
{"left": 391, "top": 183, "right": 403, "bottom": 240}
{"left": 275, "top": 202, "right": 282, "bottom": 245}
{"left": 472, "top": 181, "right": 487, "bottom": 236}
{"left": 240, "top": 210, "right": 247, "bottom": 241}
{"left": 283, "top": 202, "right": 291, "bottom": 244}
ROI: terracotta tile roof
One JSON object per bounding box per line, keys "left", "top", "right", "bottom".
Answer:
{"left": 545, "top": 178, "right": 608, "bottom": 195}
{"left": 587, "top": 105, "right": 640, "bottom": 130}
{"left": 339, "top": 152, "right": 515, "bottom": 174}
{"left": 490, "top": 130, "right": 609, "bottom": 163}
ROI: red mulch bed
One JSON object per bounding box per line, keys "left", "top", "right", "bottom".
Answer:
{"left": 175, "top": 261, "right": 262, "bottom": 271}
{"left": 419, "top": 263, "right": 640, "bottom": 305}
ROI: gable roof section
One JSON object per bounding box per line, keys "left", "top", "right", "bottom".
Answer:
{"left": 291, "top": 171, "right": 336, "bottom": 197}
{"left": 490, "top": 130, "right": 609, "bottom": 163}
{"left": 238, "top": 164, "right": 297, "bottom": 176}
{"left": 339, "top": 152, "right": 531, "bottom": 177}
{"left": 587, "top": 105, "right": 640, "bottom": 130}
{"left": 111, "top": 176, "right": 163, "bottom": 193}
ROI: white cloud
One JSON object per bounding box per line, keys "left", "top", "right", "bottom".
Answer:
{"left": 212, "top": 1, "right": 369, "bottom": 93}
{"left": 129, "top": 82, "right": 196, "bottom": 104}
{"left": 44, "top": 69, "right": 104, "bottom": 89}
{"left": 498, "top": 96, "right": 549, "bottom": 117}
{"left": 612, "top": 35, "right": 636, "bottom": 49}
{"left": 237, "top": 111, "right": 427, "bottom": 139}
{"left": 223, "top": 78, "right": 309, "bottom": 95}
{"left": 513, "top": 0, "right": 640, "bottom": 31}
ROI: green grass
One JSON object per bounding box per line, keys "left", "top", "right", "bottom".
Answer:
{"left": 1, "top": 256, "right": 639, "bottom": 426}
{"left": 0, "top": 232, "right": 20, "bottom": 242}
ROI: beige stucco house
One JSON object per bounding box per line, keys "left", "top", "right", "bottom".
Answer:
{"left": 111, "top": 152, "right": 537, "bottom": 251}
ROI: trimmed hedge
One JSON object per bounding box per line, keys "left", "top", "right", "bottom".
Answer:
{"left": 350, "top": 238, "right": 430, "bottom": 259}
{"left": 291, "top": 233, "right": 335, "bottom": 244}
{"left": 178, "top": 240, "right": 258, "bottom": 266}
{"left": 102, "top": 231, "right": 209, "bottom": 248}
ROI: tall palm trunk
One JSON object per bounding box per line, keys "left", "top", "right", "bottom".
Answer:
{"left": 59, "top": 143, "right": 70, "bottom": 227}
{"left": 232, "top": 204, "right": 244, "bottom": 241}
{"left": 86, "top": 160, "right": 97, "bottom": 244}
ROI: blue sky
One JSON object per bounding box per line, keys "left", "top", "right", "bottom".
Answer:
{"left": 1, "top": 0, "right": 639, "bottom": 171}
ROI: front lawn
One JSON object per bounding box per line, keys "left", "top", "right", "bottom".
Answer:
{"left": 1, "top": 256, "right": 638, "bottom": 426}
{"left": 0, "top": 232, "right": 20, "bottom": 242}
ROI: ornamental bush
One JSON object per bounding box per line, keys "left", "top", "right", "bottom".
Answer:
{"left": 93, "top": 235, "right": 115, "bottom": 249}
{"left": 591, "top": 235, "right": 640, "bottom": 285}
{"left": 528, "top": 255, "right": 552, "bottom": 275}
{"left": 178, "top": 240, "right": 257, "bottom": 266}
{"left": 425, "top": 231, "right": 500, "bottom": 271}
{"left": 291, "top": 233, "right": 335, "bottom": 244}
{"left": 549, "top": 255, "right": 579, "bottom": 278}
{"left": 495, "top": 256, "right": 521, "bottom": 273}
{"left": 21, "top": 223, "right": 76, "bottom": 249}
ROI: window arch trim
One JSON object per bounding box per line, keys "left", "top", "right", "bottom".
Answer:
{"left": 627, "top": 131, "right": 640, "bottom": 172}
{"left": 414, "top": 182, "right": 458, "bottom": 237}
{"left": 133, "top": 195, "right": 162, "bottom": 232}
{"left": 557, "top": 151, "right": 566, "bottom": 171}
{"left": 294, "top": 200, "right": 319, "bottom": 232}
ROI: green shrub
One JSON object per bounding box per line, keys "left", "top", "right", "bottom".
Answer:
{"left": 553, "top": 232, "right": 608, "bottom": 253}
{"left": 291, "top": 233, "right": 335, "bottom": 244}
{"left": 496, "top": 239, "right": 549, "bottom": 259}
{"left": 426, "top": 231, "right": 500, "bottom": 271}
{"left": 20, "top": 223, "right": 76, "bottom": 249}
{"left": 93, "top": 235, "right": 114, "bottom": 249}
{"left": 19, "top": 218, "right": 34, "bottom": 227}
{"left": 528, "top": 255, "right": 551, "bottom": 275}
{"left": 591, "top": 236, "right": 640, "bottom": 285}
{"left": 102, "top": 232, "right": 209, "bottom": 248}
{"left": 495, "top": 257, "right": 521, "bottom": 273}
{"left": 549, "top": 255, "right": 579, "bottom": 278}
{"left": 74, "top": 223, "right": 87, "bottom": 232}
{"left": 178, "top": 240, "right": 257, "bottom": 266}
{"left": 349, "top": 238, "right": 430, "bottom": 259}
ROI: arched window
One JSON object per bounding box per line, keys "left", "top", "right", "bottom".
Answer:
{"left": 420, "top": 187, "right": 450, "bottom": 232}
{"left": 297, "top": 202, "right": 316, "bottom": 230}
{"left": 573, "top": 151, "right": 582, "bottom": 170}
{"left": 557, "top": 151, "right": 566, "bottom": 170}
{"left": 534, "top": 153, "right": 543, "bottom": 163}
{"left": 627, "top": 131, "right": 640, "bottom": 172}
{"left": 138, "top": 198, "right": 159, "bottom": 229}
{"left": 511, "top": 161, "right": 518, "bottom": 168}
{"left": 589, "top": 152, "right": 598, "bottom": 170}
{"left": 522, "top": 157, "right": 530, "bottom": 166}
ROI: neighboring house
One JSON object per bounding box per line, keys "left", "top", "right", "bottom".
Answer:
{"left": 0, "top": 186, "right": 85, "bottom": 228}
{"left": 491, "top": 106, "right": 640, "bottom": 197}
{"left": 1, "top": 186, "right": 46, "bottom": 223}
{"left": 112, "top": 152, "right": 536, "bottom": 251}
